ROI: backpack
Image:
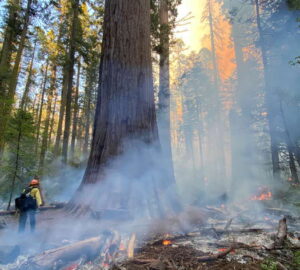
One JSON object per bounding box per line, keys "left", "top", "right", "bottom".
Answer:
{"left": 15, "top": 187, "right": 37, "bottom": 211}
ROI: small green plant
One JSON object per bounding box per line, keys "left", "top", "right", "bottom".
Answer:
{"left": 293, "top": 251, "right": 300, "bottom": 266}
{"left": 261, "top": 259, "right": 277, "bottom": 270}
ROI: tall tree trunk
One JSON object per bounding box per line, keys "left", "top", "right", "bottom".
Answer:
{"left": 206, "top": 0, "right": 226, "bottom": 186}
{"left": 70, "top": 60, "right": 81, "bottom": 159}
{"left": 7, "top": 0, "right": 33, "bottom": 110}
{"left": 39, "top": 64, "right": 56, "bottom": 173}
{"left": 20, "top": 41, "right": 37, "bottom": 110}
{"left": 48, "top": 92, "right": 58, "bottom": 146}
{"left": 279, "top": 101, "right": 299, "bottom": 183}
{"left": 70, "top": 0, "right": 179, "bottom": 216}
{"left": 54, "top": 67, "right": 68, "bottom": 156}
{"left": 254, "top": 0, "right": 281, "bottom": 181}
{"left": 35, "top": 61, "right": 49, "bottom": 154}
{"left": 83, "top": 79, "right": 91, "bottom": 155}
{"left": 230, "top": 18, "right": 257, "bottom": 194}
{"left": 7, "top": 121, "right": 22, "bottom": 210}
{"left": 157, "top": 0, "right": 176, "bottom": 185}
{"left": 0, "top": 0, "right": 21, "bottom": 156}
{"left": 62, "top": 0, "right": 79, "bottom": 163}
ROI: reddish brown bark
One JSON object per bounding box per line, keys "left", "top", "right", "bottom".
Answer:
{"left": 70, "top": 0, "right": 179, "bottom": 217}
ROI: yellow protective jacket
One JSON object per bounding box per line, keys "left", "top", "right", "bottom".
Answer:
{"left": 23, "top": 187, "right": 42, "bottom": 207}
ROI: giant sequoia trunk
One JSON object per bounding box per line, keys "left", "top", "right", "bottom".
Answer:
{"left": 70, "top": 0, "right": 179, "bottom": 217}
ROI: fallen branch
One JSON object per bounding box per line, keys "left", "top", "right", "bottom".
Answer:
{"left": 197, "top": 246, "right": 234, "bottom": 262}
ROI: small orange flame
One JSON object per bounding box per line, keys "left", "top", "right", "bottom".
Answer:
{"left": 162, "top": 240, "right": 172, "bottom": 246}
{"left": 119, "top": 243, "right": 126, "bottom": 251}
{"left": 251, "top": 191, "right": 272, "bottom": 201}
{"left": 217, "top": 248, "right": 235, "bottom": 253}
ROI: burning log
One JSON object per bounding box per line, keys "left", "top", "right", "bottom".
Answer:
{"left": 23, "top": 236, "right": 103, "bottom": 269}
{"left": 197, "top": 246, "right": 235, "bottom": 262}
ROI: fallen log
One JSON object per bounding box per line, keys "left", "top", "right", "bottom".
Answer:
{"left": 0, "top": 203, "right": 66, "bottom": 216}
{"left": 197, "top": 246, "right": 234, "bottom": 262}
{"left": 23, "top": 236, "right": 103, "bottom": 270}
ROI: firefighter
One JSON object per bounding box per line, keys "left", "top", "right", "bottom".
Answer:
{"left": 17, "top": 179, "right": 43, "bottom": 233}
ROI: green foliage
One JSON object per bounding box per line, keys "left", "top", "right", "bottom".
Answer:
{"left": 260, "top": 259, "right": 278, "bottom": 270}
{"left": 287, "top": 0, "right": 300, "bottom": 9}
{"left": 150, "top": 0, "right": 182, "bottom": 53}
{"left": 293, "top": 251, "right": 300, "bottom": 266}
{"left": 0, "top": 109, "right": 37, "bottom": 199}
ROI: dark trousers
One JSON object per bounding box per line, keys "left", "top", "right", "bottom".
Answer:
{"left": 18, "top": 210, "right": 36, "bottom": 233}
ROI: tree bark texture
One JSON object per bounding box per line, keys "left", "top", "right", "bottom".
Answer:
{"left": 71, "top": 0, "right": 178, "bottom": 217}
{"left": 82, "top": 0, "right": 158, "bottom": 183}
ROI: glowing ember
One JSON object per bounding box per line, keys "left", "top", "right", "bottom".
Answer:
{"left": 217, "top": 248, "right": 235, "bottom": 253}
{"left": 251, "top": 186, "right": 272, "bottom": 201}
{"left": 119, "top": 243, "right": 126, "bottom": 251}
{"left": 162, "top": 240, "right": 172, "bottom": 246}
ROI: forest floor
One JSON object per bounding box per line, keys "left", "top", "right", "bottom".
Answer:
{"left": 1, "top": 198, "right": 300, "bottom": 269}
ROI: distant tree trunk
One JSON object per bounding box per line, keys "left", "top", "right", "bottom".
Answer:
{"left": 0, "top": 0, "right": 21, "bottom": 157}
{"left": 254, "top": 0, "right": 281, "bottom": 181}
{"left": 279, "top": 101, "right": 299, "bottom": 183}
{"left": 70, "top": 60, "right": 81, "bottom": 159}
{"left": 39, "top": 64, "right": 56, "bottom": 173}
{"left": 70, "top": 0, "right": 179, "bottom": 216}
{"left": 7, "top": 121, "right": 22, "bottom": 210}
{"left": 195, "top": 97, "right": 204, "bottom": 171}
{"left": 48, "top": 92, "right": 58, "bottom": 146}
{"left": 157, "top": 0, "right": 176, "bottom": 185}
{"left": 20, "top": 42, "right": 37, "bottom": 110}
{"left": 35, "top": 61, "right": 49, "bottom": 154}
{"left": 230, "top": 21, "right": 257, "bottom": 193}
{"left": 6, "top": 0, "right": 32, "bottom": 115}
{"left": 207, "top": 0, "right": 226, "bottom": 185}
{"left": 62, "top": 0, "right": 79, "bottom": 163}
{"left": 83, "top": 79, "right": 91, "bottom": 155}
{"left": 54, "top": 67, "right": 68, "bottom": 156}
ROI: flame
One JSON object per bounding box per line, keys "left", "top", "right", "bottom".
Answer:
{"left": 217, "top": 248, "right": 235, "bottom": 253}
{"left": 119, "top": 242, "right": 126, "bottom": 251}
{"left": 251, "top": 191, "right": 272, "bottom": 201}
{"left": 162, "top": 240, "right": 172, "bottom": 246}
